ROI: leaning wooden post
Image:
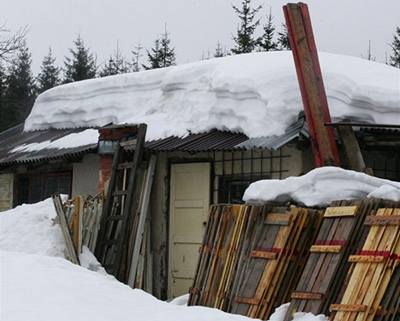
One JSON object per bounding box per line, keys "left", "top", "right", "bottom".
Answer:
{"left": 283, "top": 3, "right": 340, "bottom": 167}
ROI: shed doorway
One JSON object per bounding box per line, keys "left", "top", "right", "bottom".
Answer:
{"left": 168, "top": 162, "right": 210, "bottom": 298}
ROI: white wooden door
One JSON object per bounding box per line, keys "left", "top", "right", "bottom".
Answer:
{"left": 169, "top": 162, "right": 210, "bottom": 298}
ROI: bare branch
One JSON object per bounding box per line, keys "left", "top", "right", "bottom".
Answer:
{"left": 0, "top": 24, "right": 28, "bottom": 62}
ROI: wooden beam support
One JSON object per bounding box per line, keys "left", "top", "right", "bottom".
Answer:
{"left": 283, "top": 3, "right": 340, "bottom": 167}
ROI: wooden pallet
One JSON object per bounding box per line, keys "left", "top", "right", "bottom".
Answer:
{"left": 284, "top": 199, "right": 385, "bottom": 320}
{"left": 188, "top": 204, "right": 321, "bottom": 320}
{"left": 330, "top": 208, "right": 400, "bottom": 321}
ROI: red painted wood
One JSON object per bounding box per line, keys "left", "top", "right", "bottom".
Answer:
{"left": 283, "top": 3, "right": 340, "bottom": 167}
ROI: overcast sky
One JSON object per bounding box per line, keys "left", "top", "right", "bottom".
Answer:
{"left": 1, "top": 0, "right": 399, "bottom": 74}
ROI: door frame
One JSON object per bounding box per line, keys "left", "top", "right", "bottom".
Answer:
{"left": 167, "top": 161, "right": 211, "bottom": 298}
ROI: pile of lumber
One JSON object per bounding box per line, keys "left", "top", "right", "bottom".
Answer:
{"left": 188, "top": 204, "right": 322, "bottom": 320}
{"left": 284, "top": 199, "right": 400, "bottom": 321}
{"left": 53, "top": 193, "right": 104, "bottom": 264}
{"left": 330, "top": 207, "right": 400, "bottom": 321}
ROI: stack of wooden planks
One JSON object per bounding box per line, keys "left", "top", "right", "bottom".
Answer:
{"left": 330, "top": 207, "right": 400, "bottom": 321}
{"left": 53, "top": 193, "right": 104, "bottom": 264}
{"left": 188, "top": 204, "right": 322, "bottom": 320}
{"left": 284, "top": 199, "right": 400, "bottom": 321}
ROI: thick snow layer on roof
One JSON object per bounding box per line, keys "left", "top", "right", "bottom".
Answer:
{"left": 10, "top": 128, "right": 98, "bottom": 153}
{"left": 25, "top": 51, "right": 400, "bottom": 141}
{"left": 243, "top": 167, "right": 400, "bottom": 206}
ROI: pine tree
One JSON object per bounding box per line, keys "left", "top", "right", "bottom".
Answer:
{"left": 389, "top": 26, "right": 400, "bottom": 68}
{"left": 214, "top": 42, "right": 226, "bottom": 58}
{"left": 258, "top": 9, "right": 278, "bottom": 51}
{"left": 37, "top": 48, "right": 60, "bottom": 93}
{"left": 277, "top": 23, "right": 290, "bottom": 50}
{"left": 159, "top": 28, "right": 176, "bottom": 68}
{"left": 0, "top": 62, "right": 8, "bottom": 130}
{"left": 4, "top": 42, "right": 36, "bottom": 127}
{"left": 143, "top": 28, "right": 176, "bottom": 70}
{"left": 63, "top": 36, "right": 97, "bottom": 83}
{"left": 231, "top": 0, "right": 262, "bottom": 54}
{"left": 130, "top": 43, "right": 143, "bottom": 72}
{"left": 99, "top": 45, "right": 129, "bottom": 77}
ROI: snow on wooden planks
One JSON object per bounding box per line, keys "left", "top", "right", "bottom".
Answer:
{"left": 188, "top": 204, "right": 322, "bottom": 320}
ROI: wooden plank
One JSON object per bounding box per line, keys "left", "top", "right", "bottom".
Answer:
{"left": 250, "top": 250, "right": 278, "bottom": 260}
{"left": 324, "top": 206, "right": 358, "bottom": 218}
{"left": 330, "top": 304, "right": 368, "bottom": 312}
{"left": 291, "top": 291, "right": 323, "bottom": 300}
{"left": 348, "top": 255, "right": 386, "bottom": 263}
{"left": 53, "top": 195, "right": 80, "bottom": 265}
{"left": 309, "top": 245, "right": 342, "bottom": 253}
{"left": 235, "top": 296, "right": 260, "bottom": 305}
{"left": 265, "top": 213, "right": 292, "bottom": 225}
{"left": 364, "top": 215, "right": 400, "bottom": 226}
{"left": 127, "top": 154, "right": 157, "bottom": 287}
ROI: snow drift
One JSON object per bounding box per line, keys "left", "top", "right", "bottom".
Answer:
{"left": 243, "top": 167, "right": 400, "bottom": 206}
{"left": 25, "top": 51, "right": 400, "bottom": 140}
{"left": 0, "top": 198, "right": 65, "bottom": 257}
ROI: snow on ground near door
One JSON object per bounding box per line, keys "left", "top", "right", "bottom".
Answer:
{"left": 0, "top": 200, "right": 326, "bottom": 321}
{"left": 243, "top": 166, "right": 400, "bottom": 206}
{"left": 25, "top": 51, "right": 400, "bottom": 140}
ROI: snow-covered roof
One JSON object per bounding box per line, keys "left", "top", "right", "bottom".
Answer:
{"left": 25, "top": 51, "right": 400, "bottom": 141}
{"left": 243, "top": 167, "right": 400, "bottom": 207}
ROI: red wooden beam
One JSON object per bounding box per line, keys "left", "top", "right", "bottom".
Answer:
{"left": 283, "top": 3, "right": 340, "bottom": 166}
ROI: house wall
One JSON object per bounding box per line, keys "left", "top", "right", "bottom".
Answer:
{"left": 149, "top": 144, "right": 306, "bottom": 299}
{"left": 0, "top": 173, "right": 14, "bottom": 212}
{"left": 72, "top": 154, "right": 100, "bottom": 197}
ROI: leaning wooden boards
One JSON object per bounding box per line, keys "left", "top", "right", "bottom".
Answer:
{"left": 188, "top": 204, "right": 322, "bottom": 320}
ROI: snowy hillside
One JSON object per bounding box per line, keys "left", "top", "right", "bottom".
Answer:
{"left": 25, "top": 51, "right": 400, "bottom": 140}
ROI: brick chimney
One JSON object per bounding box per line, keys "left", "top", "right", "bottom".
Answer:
{"left": 97, "top": 125, "right": 139, "bottom": 193}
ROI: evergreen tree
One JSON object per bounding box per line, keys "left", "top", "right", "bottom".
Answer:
{"left": 362, "top": 40, "right": 375, "bottom": 61}
{"left": 63, "top": 36, "right": 96, "bottom": 83}
{"left": 0, "top": 62, "right": 8, "bottom": 131}
{"left": 258, "top": 9, "right": 278, "bottom": 51}
{"left": 143, "top": 28, "right": 176, "bottom": 70}
{"left": 99, "top": 45, "right": 129, "bottom": 77}
{"left": 37, "top": 47, "right": 60, "bottom": 93}
{"left": 231, "top": 0, "right": 262, "bottom": 54}
{"left": 389, "top": 26, "right": 400, "bottom": 68}
{"left": 277, "top": 23, "right": 290, "bottom": 50}
{"left": 130, "top": 43, "right": 143, "bottom": 72}
{"left": 214, "top": 42, "right": 227, "bottom": 58}
{"left": 4, "top": 42, "right": 36, "bottom": 128}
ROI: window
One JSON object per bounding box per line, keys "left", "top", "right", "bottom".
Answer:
{"left": 218, "top": 175, "right": 269, "bottom": 204}
{"left": 16, "top": 172, "right": 72, "bottom": 205}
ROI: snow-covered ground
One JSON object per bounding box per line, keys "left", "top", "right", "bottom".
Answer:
{"left": 243, "top": 167, "right": 400, "bottom": 206}
{"left": 0, "top": 198, "right": 326, "bottom": 321}
{"left": 25, "top": 52, "right": 400, "bottom": 141}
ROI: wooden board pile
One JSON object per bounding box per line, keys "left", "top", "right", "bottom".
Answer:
{"left": 284, "top": 199, "right": 400, "bottom": 321}
{"left": 188, "top": 204, "right": 322, "bottom": 320}
{"left": 53, "top": 193, "right": 104, "bottom": 264}
{"left": 330, "top": 208, "right": 400, "bottom": 321}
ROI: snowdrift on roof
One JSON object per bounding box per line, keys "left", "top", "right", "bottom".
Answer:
{"left": 25, "top": 51, "right": 400, "bottom": 140}
{"left": 243, "top": 167, "right": 400, "bottom": 206}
